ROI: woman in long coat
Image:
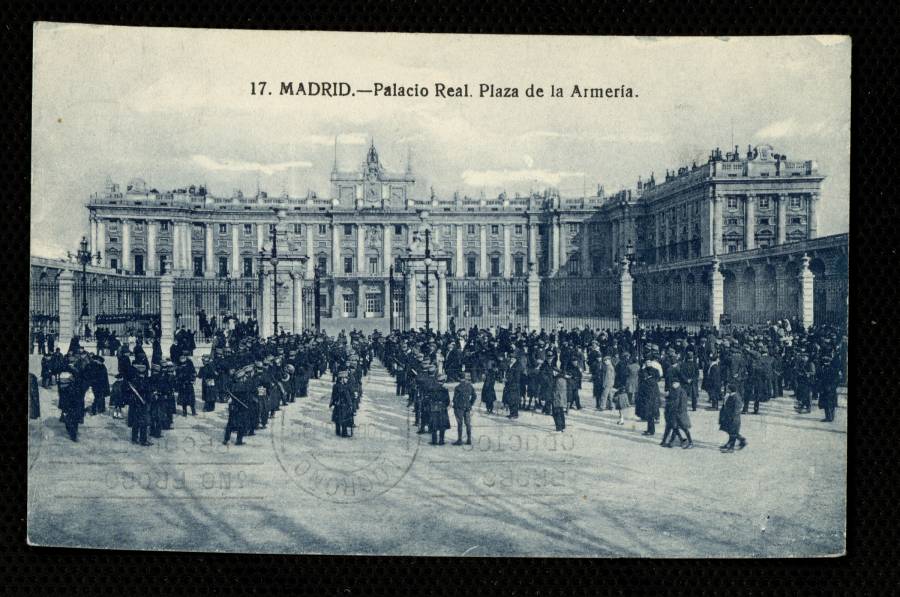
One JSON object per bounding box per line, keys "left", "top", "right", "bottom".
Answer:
{"left": 636, "top": 363, "right": 661, "bottom": 436}
{"left": 481, "top": 363, "right": 497, "bottom": 414}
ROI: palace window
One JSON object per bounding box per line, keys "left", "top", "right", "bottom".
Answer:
{"left": 344, "top": 224, "right": 353, "bottom": 236}
{"left": 318, "top": 256, "right": 327, "bottom": 274}
{"left": 244, "top": 224, "right": 252, "bottom": 235}
{"left": 193, "top": 257, "right": 203, "bottom": 277}
{"left": 759, "top": 197, "right": 770, "bottom": 209}
{"left": 293, "top": 224, "right": 303, "bottom": 234}
{"left": 318, "top": 224, "right": 327, "bottom": 235}
{"left": 491, "top": 225, "right": 499, "bottom": 235}
{"left": 218, "top": 257, "right": 228, "bottom": 277}
{"left": 219, "top": 224, "right": 227, "bottom": 234}
{"left": 490, "top": 256, "right": 501, "bottom": 277}
{"left": 134, "top": 255, "right": 145, "bottom": 275}
{"left": 569, "top": 223, "right": 579, "bottom": 234}
{"left": 727, "top": 244, "right": 738, "bottom": 254}
{"left": 568, "top": 254, "right": 580, "bottom": 276}
{"left": 790, "top": 196, "right": 802, "bottom": 209}
{"left": 369, "top": 257, "right": 379, "bottom": 275}
{"left": 467, "top": 224, "right": 476, "bottom": 235}
{"left": 342, "top": 294, "right": 356, "bottom": 316}
{"left": 394, "top": 224, "right": 403, "bottom": 235}
{"left": 110, "top": 258, "right": 118, "bottom": 271}
{"left": 726, "top": 218, "right": 738, "bottom": 226}
{"left": 243, "top": 257, "right": 253, "bottom": 277}
{"left": 790, "top": 217, "right": 802, "bottom": 225}
{"left": 109, "top": 237, "right": 119, "bottom": 244}
{"left": 758, "top": 217, "right": 771, "bottom": 226}
{"left": 134, "top": 222, "right": 144, "bottom": 233}
{"left": 160, "top": 221, "right": 169, "bottom": 232}
{"left": 343, "top": 257, "right": 353, "bottom": 274}
{"left": 514, "top": 255, "right": 524, "bottom": 276}
{"left": 515, "top": 224, "right": 523, "bottom": 235}
{"left": 466, "top": 256, "right": 477, "bottom": 277}
{"left": 366, "top": 293, "right": 382, "bottom": 314}
{"left": 158, "top": 255, "right": 167, "bottom": 275}
{"left": 727, "top": 197, "right": 738, "bottom": 210}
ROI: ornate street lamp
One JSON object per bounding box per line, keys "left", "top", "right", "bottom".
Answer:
{"left": 423, "top": 228, "right": 432, "bottom": 332}
{"left": 75, "top": 236, "right": 99, "bottom": 334}
{"left": 313, "top": 263, "right": 322, "bottom": 333}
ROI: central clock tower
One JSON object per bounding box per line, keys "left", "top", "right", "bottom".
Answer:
{"left": 331, "top": 140, "right": 416, "bottom": 210}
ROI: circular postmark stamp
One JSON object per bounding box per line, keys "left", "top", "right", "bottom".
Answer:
{"left": 270, "top": 397, "right": 420, "bottom": 504}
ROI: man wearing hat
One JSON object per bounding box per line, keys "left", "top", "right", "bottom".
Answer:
{"left": 551, "top": 368, "right": 568, "bottom": 431}
{"left": 818, "top": 353, "right": 841, "bottom": 423}
{"left": 85, "top": 354, "right": 110, "bottom": 416}
{"left": 719, "top": 382, "right": 747, "bottom": 452}
{"left": 330, "top": 370, "right": 355, "bottom": 438}
{"left": 451, "top": 371, "right": 476, "bottom": 446}
{"left": 430, "top": 374, "right": 452, "bottom": 446}
{"left": 124, "top": 361, "right": 153, "bottom": 446}
{"left": 503, "top": 354, "right": 523, "bottom": 419}
{"left": 680, "top": 350, "right": 700, "bottom": 412}
{"left": 57, "top": 371, "right": 83, "bottom": 442}
{"left": 175, "top": 352, "right": 197, "bottom": 417}
{"left": 198, "top": 354, "right": 217, "bottom": 412}
{"left": 223, "top": 367, "right": 249, "bottom": 446}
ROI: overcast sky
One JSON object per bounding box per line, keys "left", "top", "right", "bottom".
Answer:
{"left": 31, "top": 25, "right": 850, "bottom": 258}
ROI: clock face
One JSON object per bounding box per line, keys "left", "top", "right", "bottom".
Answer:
{"left": 367, "top": 185, "right": 379, "bottom": 203}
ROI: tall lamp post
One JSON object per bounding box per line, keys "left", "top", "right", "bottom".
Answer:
{"left": 75, "top": 236, "right": 99, "bottom": 336}
{"left": 313, "top": 264, "right": 322, "bottom": 333}
{"left": 423, "top": 228, "right": 432, "bottom": 332}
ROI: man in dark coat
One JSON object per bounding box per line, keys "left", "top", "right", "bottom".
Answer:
{"left": 57, "top": 371, "right": 83, "bottom": 441}
{"left": 818, "top": 354, "right": 841, "bottom": 423}
{"left": 175, "top": 352, "right": 197, "bottom": 416}
{"left": 430, "top": 377, "right": 451, "bottom": 446}
{"left": 330, "top": 370, "right": 355, "bottom": 437}
{"left": 504, "top": 355, "right": 523, "bottom": 419}
{"left": 637, "top": 361, "right": 661, "bottom": 436}
{"left": 704, "top": 355, "right": 722, "bottom": 410}
{"left": 680, "top": 350, "right": 700, "bottom": 411}
{"left": 198, "top": 354, "right": 217, "bottom": 412}
{"left": 661, "top": 381, "right": 688, "bottom": 448}
{"left": 125, "top": 362, "right": 153, "bottom": 446}
{"left": 223, "top": 367, "right": 249, "bottom": 446}
{"left": 451, "top": 371, "right": 476, "bottom": 445}
{"left": 719, "top": 382, "right": 747, "bottom": 452}
{"left": 85, "top": 354, "right": 110, "bottom": 415}
{"left": 481, "top": 363, "right": 498, "bottom": 414}
{"left": 29, "top": 373, "right": 41, "bottom": 419}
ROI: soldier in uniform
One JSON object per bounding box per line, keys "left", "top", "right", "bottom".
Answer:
{"left": 159, "top": 360, "right": 177, "bottom": 430}
{"left": 430, "top": 374, "right": 451, "bottom": 446}
{"left": 125, "top": 362, "right": 153, "bottom": 446}
{"left": 330, "top": 370, "right": 355, "bottom": 437}
{"left": 198, "top": 354, "right": 217, "bottom": 412}
{"left": 451, "top": 371, "right": 476, "bottom": 445}
{"left": 175, "top": 352, "right": 197, "bottom": 417}
{"left": 57, "top": 371, "right": 83, "bottom": 442}
{"left": 223, "top": 367, "right": 249, "bottom": 446}
{"left": 148, "top": 363, "right": 164, "bottom": 439}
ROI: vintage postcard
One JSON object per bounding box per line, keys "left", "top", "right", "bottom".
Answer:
{"left": 28, "top": 24, "right": 849, "bottom": 556}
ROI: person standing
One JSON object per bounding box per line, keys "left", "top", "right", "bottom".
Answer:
{"left": 29, "top": 373, "right": 41, "bottom": 419}
{"left": 175, "top": 352, "right": 197, "bottom": 417}
{"left": 551, "top": 368, "right": 568, "bottom": 432}
{"left": 223, "top": 367, "right": 249, "bottom": 446}
{"left": 430, "top": 376, "right": 452, "bottom": 446}
{"left": 504, "top": 355, "right": 523, "bottom": 419}
{"left": 818, "top": 354, "right": 841, "bottom": 423}
{"left": 660, "top": 381, "right": 687, "bottom": 448}
{"left": 681, "top": 350, "right": 700, "bottom": 412}
{"left": 125, "top": 362, "right": 153, "bottom": 446}
{"left": 198, "top": 354, "right": 217, "bottom": 412}
{"left": 86, "top": 354, "right": 110, "bottom": 416}
{"left": 481, "top": 363, "right": 497, "bottom": 414}
{"left": 452, "top": 371, "right": 476, "bottom": 445}
{"left": 598, "top": 356, "right": 616, "bottom": 410}
{"left": 330, "top": 370, "right": 355, "bottom": 438}
{"left": 638, "top": 360, "right": 661, "bottom": 437}
{"left": 719, "top": 382, "right": 747, "bottom": 452}
{"left": 704, "top": 355, "right": 722, "bottom": 411}
{"left": 57, "top": 371, "right": 83, "bottom": 441}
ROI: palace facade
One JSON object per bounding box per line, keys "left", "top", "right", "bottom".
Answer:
{"left": 85, "top": 141, "right": 825, "bottom": 322}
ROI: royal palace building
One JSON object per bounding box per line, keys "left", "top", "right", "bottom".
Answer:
{"left": 79, "top": 141, "right": 827, "bottom": 333}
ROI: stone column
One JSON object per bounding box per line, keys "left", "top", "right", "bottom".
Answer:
{"left": 331, "top": 223, "right": 341, "bottom": 277}
{"left": 406, "top": 272, "right": 417, "bottom": 329}
{"left": 382, "top": 223, "right": 392, "bottom": 274}
{"left": 57, "top": 269, "right": 75, "bottom": 349}
{"left": 256, "top": 223, "right": 265, "bottom": 253}
{"left": 184, "top": 222, "right": 193, "bottom": 273}
{"left": 172, "top": 222, "right": 181, "bottom": 274}
{"left": 527, "top": 264, "right": 541, "bottom": 331}
{"left": 437, "top": 270, "right": 448, "bottom": 332}
{"left": 121, "top": 219, "right": 131, "bottom": 272}
{"left": 528, "top": 223, "right": 537, "bottom": 269}
{"left": 455, "top": 225, "right": 464, "bottom": 277}
{"left": 550, "top": 217, "right": 560, "bottom": 275}
{"left": 479, "top": 224, "right": 488, "bottom": 278}
{"left": 808, "top": 193, "right": 819, "bottom": 239}
{"left": 502, "top": 224, "right": 512, "bottom": 278}
{"left": 147, "top": 220, "right": 158, "bottom": 275}
{"left": 798, "top": 253, "right": 815, "bottom": 330}
{"left": 709, "top": 258, "right": 724, "bottom": 328}
{"left": 619, "top": 256, "right": 634, "bottom": 330}
{"left": 356, "top": 224, "right": 365, "bottom": 276}
{"left": 744, "top": 195, "right": 756, "bottom": 250}
{"left": 581, "top": 221, "right": 592, "bottom": 276}
{"left": 777, "top": 193, "right": 788, "bottom": 245}
{"left": 90, "top": 217, "right": 98, "bottom": 255}
{"left": 559, "top": 220, "right": 568, "bottom": 272}
{"left": 291, "top": 273, "right": 303, "bottom": 333}
{"left": 260, "top": 271, "right": 273, "bottom": 337}
{"left": 331, "top": 280, "right": 341, "bottom": 318}
{"left": 159, "top": 275, "right": 175, "bottom": 349}
{"left": 712, "top": 195, "right": 723, "bottom": 255}
{"left": 97, "top": 219, "right": 106, "bottom": 266}
{"left": 205, "top": 223, "right": 215, "bottom": 278}
{"left": 306, "top": 225, "right": 315, "bottom": 278}
{"left": 231, "top": 224, "right": 241, "bottom": 277}
{"left": 357, "top": 281, "right": 366, "bottom": 318}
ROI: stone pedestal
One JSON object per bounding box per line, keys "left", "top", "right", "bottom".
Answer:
{"left": 527, "top": 266, "right": 541, "bottom": 331}
{"left": 291, "top": 273, "right": 303, "bottom": 333}
{"left": 619, "top": 257, "right": 634, "bottom": 331}
{"left": 159, "top": 275, "right": 175, "bottom": 349}
{"left": 798, "top": 253, "right": 815, "bottom": 331}
{"left": 709, "top": 258, "right": 724, "bottom": 329}
{"left": 57, "top": 270, "right": 75, "bottom": 350}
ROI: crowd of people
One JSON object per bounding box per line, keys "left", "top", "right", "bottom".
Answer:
{"left": 31, "top": 317, "right": 846, "bottom": 456}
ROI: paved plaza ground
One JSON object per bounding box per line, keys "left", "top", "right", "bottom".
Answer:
{"left": 27, "top": 355, "right": 846, "bottom": 557}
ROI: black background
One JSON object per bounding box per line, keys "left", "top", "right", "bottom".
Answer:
{"left": 5, "top": 1, "right": 895, "bottom": 594}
